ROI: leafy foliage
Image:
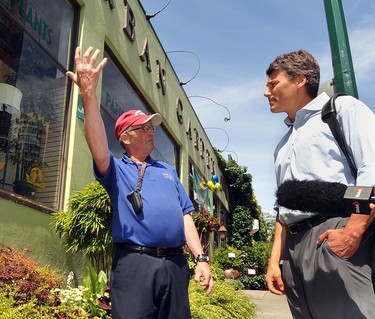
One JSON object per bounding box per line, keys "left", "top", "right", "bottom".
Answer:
{"left": 214, "top": 150, "right": 268, "bottom": 244}
{"left": 192, "top": 209, "right": 220, "bottom": 234}
{"left": 189, "top": 279, "right": 256, "bottom": 319}
{"left": 0, "top": 244, "right": 112, "bottom": 318}
{"left": 212, "top": 246, "right": 243, "bottom": 270}
{"left": 0, "top": 244, "right": 61, "bottom": 306}
{"left": 214, "top": 150, "right": 272, "bottom": 288}
{"left": 82, "top": 263, "right": 108, "bottom": 300}
{"left": 244, "top": 240, "right": 273, "bottom": 275}
{"left": 0, "top": 245, "right": 84, "bottom": 318}
{"left": 82, "top": 263, "right": 111, "bottom": 316}
{"left": 51, "top": 181, "right": 113, "bottom": 273}
{"left": 211, "top": 241, "right": 272, "bottom": 289}
{"left": 0, "top": 289, "right": 86, "bottom": 319}
{"left": 52, "top": 264, "right": 111, "bottom": 318}
{"left": 0, "top": 244, "right": 258, "bottom": 318}
{"left": 240, "top": 275, "right": 267, "bottom": 290}
{"left": 230, "top": 205, "right": 254, "bottom": 250}
{"left": 239, "top": 240, "right": 273, "bottom": 289}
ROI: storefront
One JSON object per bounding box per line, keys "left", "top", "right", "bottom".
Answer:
{"left": 0, "top": 0, "right": 229, "bottom": 275}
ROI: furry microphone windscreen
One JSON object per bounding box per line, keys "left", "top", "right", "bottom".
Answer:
{"left": 276, "top": 180, "right": 348, "bottom": 215}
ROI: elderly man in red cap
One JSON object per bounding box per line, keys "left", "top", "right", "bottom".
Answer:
{"left": 67, "top": 47, "right": 213, "bottom": 319}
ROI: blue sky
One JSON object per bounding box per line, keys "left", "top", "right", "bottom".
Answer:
{"left": 140, "top": 0, "right": 375, "bottom": 212}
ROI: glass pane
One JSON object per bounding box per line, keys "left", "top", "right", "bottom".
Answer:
{"left": 0, "top": 0, "right": 74, "bottom": 69}
{"left": 0, "top": 1, "right": 74, "bottom": 209}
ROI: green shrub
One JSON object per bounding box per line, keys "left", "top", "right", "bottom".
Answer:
{"left": 240, "top": 274, "right": 267, "bottom": 290}
{"left": 0, "top": 243, "right": 259, "bottom": 318}
{"left": 244, "top": 241, "right": 272, "bottom": 275}
{"left": 51, "top": 264, "right": 111, "bottom": 318}
{"left": 0, "top": 245, "right": 110, "bottom": 318}
{"left": 189, "top": 279, "right": 256, "bottom": 319}
{"left": 51, "top": 181, "right": 113, "bottom": 274}
{"left": 0, "top": 285, "right": 92, "bottom": 319}
{"left": 0, "top": 244, "right": 61, "bottom": 306}
{"left": 208, "top": 264, "right": 226, "bottom": 282}
{"left": 212, "top": 246, "right": 243, "bottom": 270}
{"left": 208, "top": 242, "right": 272, "bottom": 290}
{"left": 187, "top": 257, "right": 226, "bottom": 282}
{"left": 224, "top": 278, "right": 244, "bottom": 290}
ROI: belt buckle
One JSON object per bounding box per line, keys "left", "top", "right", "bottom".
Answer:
{"left": 156, "top": 248, "right": 168, "bottom": 257}
{"left": 287, "top": 222, "right": 304, "bottom": 235}
{"left": 286, "top": 224, "right": 299, "bottom": 235}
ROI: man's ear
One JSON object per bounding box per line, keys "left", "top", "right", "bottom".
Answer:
{"left": 295, "top": 74, "right": 307, "bottom": 87}
{"left": 119, "top": 135, "right": 130, "bottom": 145}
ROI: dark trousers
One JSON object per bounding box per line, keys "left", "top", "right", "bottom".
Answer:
{"left": 283, "top": 217, "right": 375, "bottom": 319}
{"left": 110, "top": 248, "right": 191, "bottom": 319}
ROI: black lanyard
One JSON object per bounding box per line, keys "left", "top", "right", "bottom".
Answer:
{"left": 136, "top": 162, "right": 146, "bottom": 191}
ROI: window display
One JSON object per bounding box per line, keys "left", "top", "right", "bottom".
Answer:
{"left": 0, "top": 0, "right": 75, "bottom": 209}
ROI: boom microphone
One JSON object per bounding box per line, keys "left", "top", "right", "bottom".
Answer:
{"left": 276, "top": 180, "right": 375, "bottom": 216}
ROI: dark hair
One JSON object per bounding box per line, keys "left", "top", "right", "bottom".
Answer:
{"left": 266, "top": 49, "right": 320, "bottom": 98}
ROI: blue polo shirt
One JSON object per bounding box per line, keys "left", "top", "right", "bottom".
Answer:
{"left": 94, "top": 152, "right": 194, "bottom": 247}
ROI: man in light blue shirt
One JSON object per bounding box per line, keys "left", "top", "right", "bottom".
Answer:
{"left": 265, "top": 49, "right": 375, "bottom": 318}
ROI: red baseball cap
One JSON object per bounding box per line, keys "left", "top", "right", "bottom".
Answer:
{"left": 114, "top": 109, "right": 162, "bottom": 139}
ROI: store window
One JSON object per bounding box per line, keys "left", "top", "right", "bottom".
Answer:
{"left": 101, "top": 51, "right": 178, "bottom": 167}
{"left": 189, "top": 161, "right": 212, "bottom": 213}
{"left": 0, "top": 0, "right": 76, "bottom": 209}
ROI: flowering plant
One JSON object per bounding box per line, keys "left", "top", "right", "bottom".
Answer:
{"left": 51, "top": 266, "right": 111, "bottom": 318}
{"left": 192, "top": 209, "right": 220, "bottom": 234}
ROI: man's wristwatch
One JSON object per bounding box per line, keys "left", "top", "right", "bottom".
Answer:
{"left": 195, "top": 253, "right": 210, "bottom": 263}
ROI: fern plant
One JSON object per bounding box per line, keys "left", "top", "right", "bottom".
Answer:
{"left": 51, "top": 182, "right": 113, "bottom": 273}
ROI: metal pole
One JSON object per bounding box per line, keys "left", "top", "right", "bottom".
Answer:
{"left": 323, "top": 0, "right": 358, "bottom": 98}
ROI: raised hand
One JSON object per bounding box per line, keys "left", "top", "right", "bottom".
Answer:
{"left": 66, "top": 47, "right": 108, "bottom": 97}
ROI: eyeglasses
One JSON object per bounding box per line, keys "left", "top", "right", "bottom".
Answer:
{"left": 124, "top": 125, "right": 155, "bottom": 134}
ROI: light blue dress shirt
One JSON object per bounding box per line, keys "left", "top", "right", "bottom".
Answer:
{"left": 275, "top": 92, "right": 375, "bottom": 225}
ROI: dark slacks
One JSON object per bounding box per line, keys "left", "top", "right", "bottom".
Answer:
{"left": 110, "top": 248, "right": 191, "bottom": 319}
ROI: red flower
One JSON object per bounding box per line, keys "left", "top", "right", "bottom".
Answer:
{"left": 192, "top": 210, "right": 220, "bottom": 234}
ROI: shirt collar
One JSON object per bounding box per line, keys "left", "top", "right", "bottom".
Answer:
{"left": 122, "top": 152, "right": 156, "bottom": 166}
{"left": 283, "top": 92, "right": 330, "bottom": 127}
{"left": 300, "top": 92, "right": 330, "bottom": 112}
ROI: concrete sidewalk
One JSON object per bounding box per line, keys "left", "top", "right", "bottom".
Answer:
{"left": 243, "top": 290, "right": 292, "bottom": 319}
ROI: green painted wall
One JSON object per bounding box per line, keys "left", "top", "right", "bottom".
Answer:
{"left": 0, "top": 200, "right": 86, "bottom": 284}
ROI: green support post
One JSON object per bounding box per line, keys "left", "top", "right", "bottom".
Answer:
{"left": 323, "top": 0, "right": 358, "bottom": 98}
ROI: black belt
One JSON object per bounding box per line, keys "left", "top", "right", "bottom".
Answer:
{"left": 115, "top": 242, "right": 184, "bottom": 257}
{"left": 286, "top": 216, "right": 329, "bottom": 235}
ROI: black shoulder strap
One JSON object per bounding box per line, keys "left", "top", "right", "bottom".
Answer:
{"left": 321, "top": 92, "right": 357, "bottom": 178}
